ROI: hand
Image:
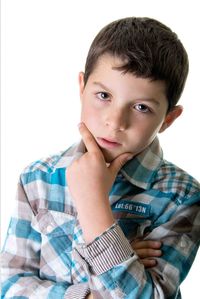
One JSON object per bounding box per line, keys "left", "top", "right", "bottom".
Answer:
{"left": 86, "top": 293, "right": 93, "bottom": 299}
{"left": 131, "top": 238, "right": 162, "bottom": 268}
{"left": 67, "top": 122, "right": 133, "bottom": 243}
{"left": 67, "top": 122, "right": 133, "bottom": 203}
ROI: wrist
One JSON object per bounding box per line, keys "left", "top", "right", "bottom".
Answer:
{"left": 76, "top": 200, "right": 115, "bottom": 243}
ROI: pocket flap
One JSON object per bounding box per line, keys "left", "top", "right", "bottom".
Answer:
{"left": 32, "top": 209, "right": 75, "bottom": 237}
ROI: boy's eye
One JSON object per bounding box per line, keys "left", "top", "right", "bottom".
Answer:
{"left": 96, "top": 92, "right": 110, "bottom": 101}
{"left": 134, "top": 103, "right": 150, "bottom": 113}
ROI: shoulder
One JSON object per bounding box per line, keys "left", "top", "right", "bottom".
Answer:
{"left": 17, "top": 143, "right": 84, "bottom": 215}
{"left": 22, "top": 152, "right": 64, "bottom": 175}
{"left": 18, "top": 144, "right": 80, "bottom": 213}
{"left": 19, "top": 143, "right": 80, "bottom": 186}
{"left": 22, "top": 142, "right": 80, "bottom": 175}
{"left": 153, "top": 159, "right": 200, "bottom": 200}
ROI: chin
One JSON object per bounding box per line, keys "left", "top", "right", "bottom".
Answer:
{"left": 101, "top": 149, "right": 118, "bottom": 163}
{"left": 105, "top": 156, "right": 114, "bottom": 163}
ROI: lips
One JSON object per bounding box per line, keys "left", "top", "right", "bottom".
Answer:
{"left": 103, "top": 137, "right": 120, "bottom": 144}
{"left": 96, "top": 137, "right": 122, "bottom": 149}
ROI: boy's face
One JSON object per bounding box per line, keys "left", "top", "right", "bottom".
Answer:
{"left": 79, "top": 54, "right": 182, "bottom": 162}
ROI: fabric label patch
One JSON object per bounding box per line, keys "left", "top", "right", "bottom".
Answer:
{"left": 113, "top": 200, "right": 150, "bottom": 217}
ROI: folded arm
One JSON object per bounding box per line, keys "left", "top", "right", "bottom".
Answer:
{"left": 75, "top": 205, "right": 199, "bottom": 298}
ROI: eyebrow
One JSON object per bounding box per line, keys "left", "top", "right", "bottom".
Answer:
{"left": 136, "top": 97, "right": 161, "bottom": 106}
{"left": 93, "top": 81, "right": 161, "bottom": 106}
{"left": 93, "top": 81, "right": 112, "bottom": 93}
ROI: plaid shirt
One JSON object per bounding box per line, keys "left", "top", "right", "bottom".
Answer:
{"left": 1, "top": 137, "right": 200, "bottom": 299}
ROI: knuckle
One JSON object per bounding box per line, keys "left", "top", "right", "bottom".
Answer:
{"left": 90, "top": 152, "right": 103, "bottom": 165}
{"left": 86, "top": 134, "right": 94, "bottom": 144}
{"left": 147, "top": 249, "right": 154, "bottom": 255}
{"left": 146, "top": 240, "right": 154, "bottom": 247}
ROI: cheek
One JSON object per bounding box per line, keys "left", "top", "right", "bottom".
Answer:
{"left": 80, "top": 105, "right": 99, "bottom": 133}
{"left": 140, "top": 123, "right": 163, "bottom": 143}
{"left": 128, "top": 120, "right": 163, "bottom": 150}
{"left": 142, "top": 116, "right": 165, "bottom": 135}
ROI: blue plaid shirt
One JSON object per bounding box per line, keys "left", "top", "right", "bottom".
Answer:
{"left": 1, "top": 137, "right": 200, "bottom": 298}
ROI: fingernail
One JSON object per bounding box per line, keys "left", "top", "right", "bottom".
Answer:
{"left": 150, "top": 260, "right": 157, "bottom": 266}
{"left": 155, "top": 241, "right": 162, "bottom": 247}
{"left": 126, "top": 155, "right": 134, "bottom": 162}
{"left": 157, "top": 250, "right": 162, "bottom": 256}
{"left": 123, "top": 155, "right": 133, "bottom": 167}
{"left": 78, "top": 122, "right": 83, "bottom": 129}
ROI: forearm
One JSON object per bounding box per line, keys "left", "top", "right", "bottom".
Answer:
{"left": 76, "top": 224, "right": 159, "bottom": 298}
{"left": 67, "top": 122, "right": 133, "bottom": 244}
{"left": 76, "top": 195, "right": 115, "bottom": 244}
{"left": 75, "top": 223, "right": 144, "bottom": 298}
{"left": 86, "top": 293, "right": 93, "bottom": 299}
{"left": 75, "top": 204, "right": 200, "bottom": 299}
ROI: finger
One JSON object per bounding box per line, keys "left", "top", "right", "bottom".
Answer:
{"left": 109, "top": 153, "right": 134, "bottom": 175}
{"left": 131, "top": 240, "right": 162, "bottom": 250}
{"left": 140, "top": 258, "right": 157, "bottom": 268}
{"left": 134, "top": 248, "right": 162, "bottom": 259}
{"left": 78, "top": 122, "right": 100, "bottom": 153}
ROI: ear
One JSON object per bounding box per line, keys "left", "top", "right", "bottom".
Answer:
{"left": 159, "top": 105, "right": 183, "bottom": 133}
{"left": 78, "top": 72, "right": 85, "bottom": 98}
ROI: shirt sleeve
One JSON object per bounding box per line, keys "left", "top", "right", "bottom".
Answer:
{"left": 75, "top": 199, "right": 200, "bottom": 298}
{"left": 0, "top": 178, "right": 90, "bottom": 299}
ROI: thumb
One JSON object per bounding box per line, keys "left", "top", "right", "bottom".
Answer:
{"left": 109, "top": 153, "right": 134, "bottom": 176}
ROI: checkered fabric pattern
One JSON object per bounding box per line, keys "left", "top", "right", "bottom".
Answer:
{"left": 1, "top": 137, "right": 200, "bottom": 298}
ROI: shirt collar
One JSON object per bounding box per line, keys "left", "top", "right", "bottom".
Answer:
{"left": 61, "top": 137, "right": 163, "bottom": 190}
{"left": 121, "top": 137, "right": 163, "bottom": 190}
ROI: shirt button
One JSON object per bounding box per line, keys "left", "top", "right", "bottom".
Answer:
{"left": 180, "top": 238, "right": 187, "bottom": 248}
{"left": 46, "top": 225, "right": 53, "bottom": 233}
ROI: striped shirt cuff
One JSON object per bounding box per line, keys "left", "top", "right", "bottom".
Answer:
{"left": 76, "top": 223, "right": 134, "bottom": 275}
{"left": 64, "top": 282, "right": 90, "bottom": 299}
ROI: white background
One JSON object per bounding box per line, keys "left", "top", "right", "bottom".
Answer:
{"left": 1, "top": 0, "right": 199, "bottom": 297}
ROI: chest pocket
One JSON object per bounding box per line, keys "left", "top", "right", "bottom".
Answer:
{"left": 32, "top": 209, "right": 75, "bottom": 283}
{"left": 112, "top": 200, "right": 152, "bottom": 241}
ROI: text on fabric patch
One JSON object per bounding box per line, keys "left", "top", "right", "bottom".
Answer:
{"left": 113, "top": 200, "right": 150, "bottom": 216}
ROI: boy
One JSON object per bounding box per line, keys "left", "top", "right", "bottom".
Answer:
{"left": 1, "top": 17, "right": 200, "bottom": 298}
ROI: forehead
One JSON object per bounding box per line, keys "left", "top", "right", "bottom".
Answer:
{"left": 88, "top": 54, "right": 167, "bottom": 99}
{"left": 93, "top": 54, "right": 126, "bottom": 72}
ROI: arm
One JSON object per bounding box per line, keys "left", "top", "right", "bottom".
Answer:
{"left": 1, "top": 177, "right": 90, "bottom": 299}
{"left": 67, "top": 123, "right": 200, "bottom": 298}
{"left": 67, "top": 122, "right": 133, "bottom": 243}
{"left": 86, "top": 294, "right": 93, "bottom": 299}
{"left": 83, "top": 238, "right": 161, "bottom": 299}
{"left": 77, "top": 208, "right": 199, "bottom": 298}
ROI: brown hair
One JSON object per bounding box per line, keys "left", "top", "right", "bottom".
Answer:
{"left": 84, "top": 17, "right": 189, "bottom": 111}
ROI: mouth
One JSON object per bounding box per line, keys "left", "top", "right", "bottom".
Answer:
{"left": 96, "top": 137, "right": 122, "bottom": 149}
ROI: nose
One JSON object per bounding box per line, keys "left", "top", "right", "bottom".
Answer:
{"left": 105, "top": 108, "right": 128, "bottom": 131}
